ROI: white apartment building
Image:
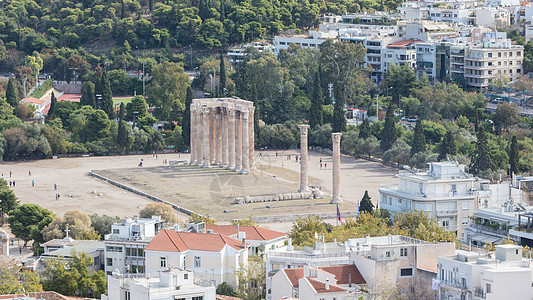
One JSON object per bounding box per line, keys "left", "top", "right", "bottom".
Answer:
{"left": 470, "top": 8, "right": 510, "bottom": 28}
{"left": 265, "top": 235, "right": 455, "bottom": 300}
{"left": 339, "top": 35, "right": 393, "bottom": 82}
{"left": 144, "top": 229, "right": 248, "bottom": 287}
{"left": 104, "top": 216, "right": 165, "bottom": 275}
{"left": 464, "top": 31, "right": 523, "bottom": 89}
{"left": 379, "top": 162, "right": 492, "bottom": 240}
{"left": 437, "top": 244, "right": 533, "bottom": 300}
{"left": 274, "top": 31, "right": 336, "bottom": 55}
{"left": 103, "top": 268, "right": 216, "bottom": 300}
{"left": 39, "top": 241, "right": 105, "bottom": 274}
{"left": 382, "top": 39, "right": 420, "bottom": 73}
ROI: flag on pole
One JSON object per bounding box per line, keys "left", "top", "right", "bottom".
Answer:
{"left": 376, "top": 201, "right": 379, "bottom": 209}
{"left": 337, "top": 204, "right": 343, "bottom": 225}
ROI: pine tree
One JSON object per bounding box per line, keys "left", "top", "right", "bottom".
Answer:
{"left": 117, "top": 120, "right": 128, "bottom": 152}
{"left": 5, "top": 77, "right": 17, "bottom": 107}
{"left": 149, "top": 0, "right": 153, "bottom": 12}
{"left": 359, "top": 191, "right": 374, "bottom": 214}
{"left": 80, "top": 81, "right": 96, "bottom": 108}
{"left": 509, "top": 135, "right": 519, "bottom": 176}
{"left": 471, "top": 126, "right": 492, "bottom": 174}
{"left": 410, "top": 119, "right": 426, "bottom": 156}
{"left": 121, "top": 0, "right": 125, "bottom": 19}
{"left": 309, "top": 70, "right": 323, "bottom": 129}
{"left": 438, "top": 131, "right": 457, "bottom": 161}
{"left": 380, "top": 103, "right": 397, "bottom": 152}
{"left": 332, "top": 83, "right": 346, "bottom": 132}
{"left": 48, "top": 91, "right": 57, "bottom": 118}
{"left": 358, "top": 119, "right": 371, "bottom": 139}
{"left": 182, "top": 86, "right": 193, "bottom": 148}
{"left": 118, "top": 102, "right": 126, "bottom": 121}
{"left": 219, "top": 50, "right": 226, "bottom": 96}
{"left": 100, "top": 72, "right": 113, "bottom": 118}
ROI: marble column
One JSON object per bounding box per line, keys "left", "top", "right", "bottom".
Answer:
{"left": 330, "top": 132, "right": 343, "bottom": 204}
{"left": 298, "top": 125, "right": 310, "bottom": 192}
{"left": 189, "top": 104, "right": 196, "bottom": 165}
{"left": 216, "top": 108, "right": 223, "bottom": 165}
{"left": 249, "top": 106, "right": 255, "bottom": 170}
{"left": 210, "top": 108, "right": 216, "bottom": 163}
{"left": 227, "top": 108, "right": 236, "bottom": 170}
{"left": 202, "top": 107, "right": 211, "bottom": 168}
{"left": 240, "top": 111, "right": 250, "bottom": 174}
{"left": 221, "top": 107, "right": 229, "bottom": 167}
{"left": 234, "top": 110, "right": 242, "bottom": 172}
{"left": 195, "top": 105, "right": 203, "bottom": 166}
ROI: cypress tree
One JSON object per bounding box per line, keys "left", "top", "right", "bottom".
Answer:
{"left": 251, "top": 84, "right": 260, "bottom": 146}
{"left": 309, "top": 70, "right": 323, "bottom": 129}
{"left": 219, "top": 49, "right": 226, "bottom": 96}
{"left": 380, "top": 103, "right": 397, "bottom": 152}
{"left": 117, "top": 120, "right": 128, "bottom": 152}
{"left": 332, "top": 83, "right": 346, "bottom": 132}
{"left": 182, "top": 86, "right": 193, "bottom": 147}
{"left": 121, "top": 0, "right": 125, "bottom": 18}
{"left": 471, "top": 126, "right": 492, "bottom": 174}
{"left": 438, "top": 131, "right": 457, "bottom": 161}
{"left": 81, "top": 81, "right": 96, "bottom": 108}
{"left": 6, "top": 77, "right": 17, "bottom": 107}
{"left": 509, "top": 135, "right": 519, "bottom": 176}
{"left": 149, "top": 0, "right": 153, "bottom": 12}
{"left": 100, "top": 72, "right": 113, "bottom": 118}
{"left": 410, "top": 119, "right": 426, "bottom": 156}
{"left": 359, "top": 191, "right": 374, "bottom": 214}
{"left": 48, "top": 91, "right": 57, "bottom": 118}
{"left": 359, "top": 119, "right": 371, "bottom": 139}
{"left": 118, "top": 102, "right": 126, "bottom": 121}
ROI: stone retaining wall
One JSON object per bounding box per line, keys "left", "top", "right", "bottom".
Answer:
{"left": 88, "top": 171, "right": 196, "bottom": 216}
{"left": 253, "top": 211, "right": 358, "bottom": 223}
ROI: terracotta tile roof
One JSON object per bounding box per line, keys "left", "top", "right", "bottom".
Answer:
{"left": 57, "top": 93, "right": 81, "bottom": 102}
{"left": 306, "top": 278, "right": 347, "bottom": 294}
{"left": 0, "top": 295, "right": 27, "bottom": 300}
{"left": 145, "top": 229, "right": 245, "bottom": 252}
{"left": 20, "top": 97, "right": 45, "bottom": 105}
{"left": 283, "top": 268, "right": 304, "bottom": 287}
{"left": 206, "top": 225, "right": 286, "bottom": 241}
{"left": 387, "top": 39, "right": 422, "bottom": 48}
{"left": 318, "top": 264, "right": 366, "bottom": 285}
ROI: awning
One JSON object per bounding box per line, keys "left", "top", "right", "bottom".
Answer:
{"left": 470, "top": 234, "right": 501, "bottom": 245}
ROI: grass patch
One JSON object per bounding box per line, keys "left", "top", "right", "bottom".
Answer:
{"left": 30, "top": 79, "right": 53, "bottom": 99}
{"left": 113, "top": 97, "right": 134, "bottom": 105}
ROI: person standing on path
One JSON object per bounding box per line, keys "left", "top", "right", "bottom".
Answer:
{"left": 32, "top": 180, "right": 34, "bottom": 187}
{"left": 9, "top": 171, "right": 12, "bottom": 178}
{"left": 28, "top": 170, "right": 31, "bottom": 176}
{"left": 54, "top": 183, "right": 57, "bottom": 190}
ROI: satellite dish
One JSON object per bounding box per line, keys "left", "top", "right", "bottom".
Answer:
{"left": 315, "top": 232, "right": 318, "bottom": 240}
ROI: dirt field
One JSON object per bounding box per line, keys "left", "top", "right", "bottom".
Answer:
{"left": 1, "top": 150, "right": 398, "bottom": 230}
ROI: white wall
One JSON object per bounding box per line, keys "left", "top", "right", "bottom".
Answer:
{"left": 271, "top": 270, "right": 296, "bottom": 300}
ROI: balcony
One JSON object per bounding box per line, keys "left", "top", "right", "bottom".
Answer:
{"left": 464, "top": 73, "right": 493, "bottom": 79}
{"left": 440, "top": 280, "right": 468, "bottom": 291}
{"left": 436, "top": 209, "right": 458, "bottom": 217}
{"left": 443, "top": 225, "right": 458, "bottom": 231}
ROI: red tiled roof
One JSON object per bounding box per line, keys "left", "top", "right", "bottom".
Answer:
{"left": 283, "top": 268, "right": 304, "bottom": 287}
{"left": 20, "top": 97, "right": 45, "bottom": 105}
{"left": 206, "top": 225, "right": 286, "bottom": 241}
{"left": 0, "top": 295, "right": 26, "bottom": 300}
{"left": 57, "top": 93, "right": 81, "bottom": 102}
{"left": 387, "top": 39, "right": 422, "bottom": 48}
{"left": 306, "top": 278, "right": 347, "bottom": 294}
{"left": 42, "top": 103, "right": 51, "bottom": 115}
{"left": 318, "top": 264, "right": 366, "bottom": 285}
{"left": 145, "top": 229, "right": 245, "bottom": 252}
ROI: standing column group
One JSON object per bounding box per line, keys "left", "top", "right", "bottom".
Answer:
{"left": 190, "top": 99, "right": 254, "bottom": 173}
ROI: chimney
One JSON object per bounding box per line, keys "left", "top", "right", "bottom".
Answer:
{"left": 365, "top": 235, "right": 370, "bottom": 244}
{"left": 325, "top": 278, "right": 330, "bottom": 290}
{"left": 238, "top": 231, "right": 246, "bottom": 240}
{"left": 287, "top": 238, "right": 293, "bottom": 251}
{"left": 349, "top": 272, "right": 352, "bottom": 287}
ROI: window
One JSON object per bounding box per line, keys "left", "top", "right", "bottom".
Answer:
{"left": 194, "top": 256, "right": 201, "bottom": 268}
{"left": 400, "top": 268, "right": 413, "bottom": 276}
{"left": 462, "top": 201, "right": 470, "bottom": 210}
{"left": 125, "top": 291, "right": 130, "bottom": 300}
{"left": 385, "top": 251, "right": 391, "bottom": 258}
{"left": 400, "top": 248, "right": 408, "bottom": 257}
{"left": 126, "top": 248, "right": 131, "bottom": 256}
{"left": 160, "top": 257, "right": 166, "bottom": 268}
{"left": 106, "top": 258, "right": 112, "bottom": 266}
{"left": 461, "top": 277, "right": 466, "bottom": 287}
{"left": 451, "top": 184, "right": 457, "bottom": 192}
{"left": 183, "top": 256, "right": 186, "bottom": 268}
{"left": 462, "top": 217, "right": 469, "bottom": 226}
{"left": 184, "top": 273, "right": 189, "bottom": 280}
{"left": 498, "top": 52, "right": 501, "bottom": 57}
{"left": 113, "top": 229, "right": 119, "bottom": 234}
{"left": 488, "top": 53, "right": 493, "bottom": 57}
{"left": 94, "top": 256, "right": 100, "bottom": 266}
{"left": 192, "top": 297, "right": 204, "bottom": 300}
{"left": 442, "top": 220, "right": 450, "bottom": 227}
{"left": 486, "top": 283, "right": 492, "bottom": 293}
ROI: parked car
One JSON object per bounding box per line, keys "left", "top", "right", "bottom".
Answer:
{"left": 407, "top": 116, "right": 418, "bottom": 122}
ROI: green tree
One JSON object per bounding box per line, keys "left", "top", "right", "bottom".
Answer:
{"left": 438, "top": 131, "right": 457, "bottom": 161}
{"left": 394, "top": 210, "right": 456, "bottom": 242}
{"left": 48, "top": 91, "right": 57, "bottom": 118}
{"left": 0, "top": 181, "right": 19, "bottom": 220}
{"left": 509, "top": 135, "right": 519, "bottom": 175}
{"left": 332, "top": 83, "right": 346, "bottom": 132}
{"left": 219, "top": 50, "right": 226, "bottom": 95}
{"left": 492, "top": 102, "right": 518, "bottom": 135}
{"left": 86, "top": 110, "right": 111, "bottom": 142}
{"left": 117, "top": 120, "right": 128, "bottom": 152}
{"left": 358, "top": 119, "right": 371, "bottom": 139}
{"left": 139, "top": 202, "right": 178, "bottom": 223}
{"left": 380, "top": 104, "right": 397, "bottom": 152}
{"left": 147, "top": 62, "right": 189, "bottom": 121}
{"left": 100, "top": 72, "right": 113, "bottom": 118}
{"left": 8, "top": 204, "right": 55, "bottom": 251}
{"left": 471, "top": 126, "right": 492, "bottom": 174}
{"left": 41, "top": 210, "right": 100, "bottom": 241}
{"left": 0, "top": 263, "right": 42, "bottom": 294}
{"left": 128, "top": 95, "right": 149, "bottom": 119}
{"left": 354, "top": 136, "right": 380, "bottom": 159}
{"left": 118, "top": 102, "right": 126, "bottom": 121}
{"left": 6, "top": 77, "right": 18, "bottom": 108}
{"left": 309, "top": 70, "right": 323, "bottom": 128}
{"left": 182, "top": 86, "right": 193, "bottom": 148}
{"left": 289, "top": 215, "right": 328, "bottom": 247}
{"left": 235, "top": 256, "right": 266, "bottom": 300}
{"left": 216, "top": 282, "right": 236, "bottom": 297}
{"left": 80, "top": 81, "right": 96, "bottom": 108}
{"left": 410, "top": 119, "right": 426, "bottom": 156}
{"left": 359, "top": 191, "right": 374, "bottom": 214}
{"left": 90, "top": 214, "right": 119, "bottom": 237}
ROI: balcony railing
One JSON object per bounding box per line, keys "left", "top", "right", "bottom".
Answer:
{"left": 444, "top": 225, "right": 458, "bottom": 231}
{"left": 436, "top": 209, "right": 458, "bottom": 217}
{"left": 440, "top": 280, "right": 468, "bottom": 290}
{"left": 266, "top": 251, "right": 350, "bottom": 260}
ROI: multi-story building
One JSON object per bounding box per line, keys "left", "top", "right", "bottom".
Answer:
{"left": 464, "top": 31, "right": 523, "bottom": 89}
{"left": 104, "top": 216, "right": 165, "bottom": 276}
{"left": 144, "top": 229, "right": 248, "bottom": 287}
{"left": 470, "top": 8, "right": 511, "bottom": 28}
{"left": 382, "top": 39, "right": 420, "bottom": 73}
{"left": 274, "top": 30, "right": 337, "bottom": 55}
{"left": 103, "top": 268, "right": 216, "bottom": 300}
{"left": 265, "top": 235, "right": 455, "bottom": 299}
{"left": 339, "top": 35, "right": 393, "bottom": 82}
{"left": 39, "top": 241, "right": 105, "bottom": 273}
{"left": 437, "top": 244, "right": 533, "bottom": 300}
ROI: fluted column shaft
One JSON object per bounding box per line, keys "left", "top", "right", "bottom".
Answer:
{"left": 196, "top": 106, "right": 203, "bottom": 165}
{"left": 331, "top": 133, "right": 343, "bottom": 204}
{"left": 249, "top": 107, "right": 255, "bottom": 170}
{"left": 189, "top": 105, "right": 196, "bottom": 165}
{"left": 234, "top": 111, "right": 242, "bottom": 172}
{"left": 299, "top": 125, "right": 310, "bottom": 192}
{"left": 216, "top": 109, "right": 222, "bottom": 165}
{"left": 241, "top": 111, "right": 250, "bottom": 174}
{"left": 210, "top": 109, "right": 216, "bottom": 163}
{"left": 202, "top": 108, "right": 211, "bottom": 168}
{"left": 222, "top": 108, "right": 228, "bottom": 167}
{"left": 227, "top": 109, "right": 236, "bottom": 170}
